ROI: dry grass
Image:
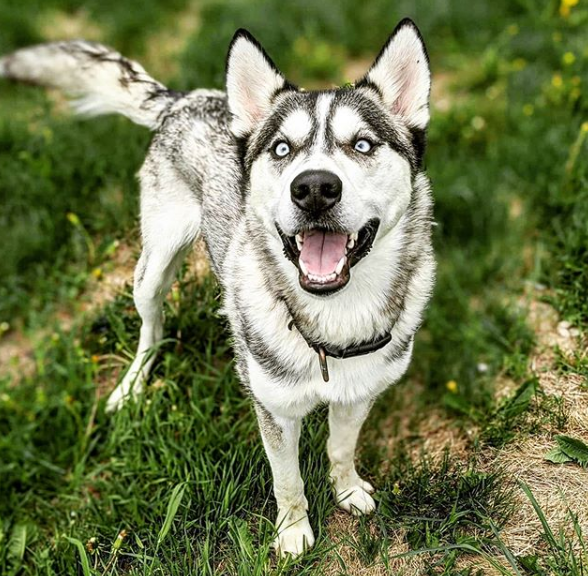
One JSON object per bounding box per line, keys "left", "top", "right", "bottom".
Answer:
{"left": 323, "top": 513, "right": 426, "bottom": 576}
{"left": 375, "top": 380, "right": 473, "bottom": 472}
{"left": 487, "top": 434, "right": 588, "bottom": 556}
{"left": 483, "top": 291, "right": 588, "bottom": 556}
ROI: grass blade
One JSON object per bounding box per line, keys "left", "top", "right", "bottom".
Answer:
{"left": 157, "top": 482, "right": 187, "bottom": 545}
{"left": 65, "top": 536, "right": 92, "bottom": 576}
{"left": 487, "top": 518, "right": 524, "bottom": 576}
{"left": 519, "top": 481, "right": 559, "bottom": 551}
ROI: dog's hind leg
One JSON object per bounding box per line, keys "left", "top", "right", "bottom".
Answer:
{"left": 327, "top": 400, "right": 376, "bottom": 515}
{"left": 106, "top": 177, "right": 201, "bottom": 412}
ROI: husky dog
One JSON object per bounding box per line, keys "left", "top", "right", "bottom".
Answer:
{"left": 0, "top": 18, "right": 435, "bottom": 556}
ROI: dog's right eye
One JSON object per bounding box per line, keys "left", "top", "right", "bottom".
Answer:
{"left": 273, "top": 141, "right": 291, "bottom": 158}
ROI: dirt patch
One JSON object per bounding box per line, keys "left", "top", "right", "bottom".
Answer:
{"left": 375, "top": 381, "right": 473, "bottom": 471}
{"left": 38, "top": 9, "right": 104, "bottom": 42}
{"left": 143, "top": 1, "right": 201, "bottom": 82}
{"left": 0, "top": 331, "right": 36, "bottom": 385}
{"left": 0, "top": 237, "right": 210, "bottom": 384}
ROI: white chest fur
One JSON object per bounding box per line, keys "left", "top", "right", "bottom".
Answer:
{"left": 221, "top": 214, "right": 432, "bottom": 418}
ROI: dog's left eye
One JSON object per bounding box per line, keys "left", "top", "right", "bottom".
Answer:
{"left": 354, "top": 139, "right": 373, "bottom": 154}
{"left": 273, "top": 141, "right": 291, "bottom": 158}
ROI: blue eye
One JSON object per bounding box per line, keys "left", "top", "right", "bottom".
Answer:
{"left": 354, "top": 139, "right": 372, "bottom": 154}
{"left": 274, "top": 141, "right": 290, "bottom": 157}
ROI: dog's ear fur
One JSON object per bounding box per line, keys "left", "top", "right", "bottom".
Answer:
{"left": 226, "top": 29, "right": 289, "bottom": 138}
{"left": 358, "top": 19, "right": 430, "bottom": 130}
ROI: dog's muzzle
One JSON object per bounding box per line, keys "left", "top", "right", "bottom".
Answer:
{"left": 277, "top": 219, "right": 380, "bottom": 295}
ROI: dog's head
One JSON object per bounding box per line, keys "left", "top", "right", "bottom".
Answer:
{"left": 226, "top": 19, "right": 430, "bottom": 296}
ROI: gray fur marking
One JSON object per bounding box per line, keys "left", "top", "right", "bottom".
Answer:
{"left": 254, "top": 400, "right": 283, "bottom": 448}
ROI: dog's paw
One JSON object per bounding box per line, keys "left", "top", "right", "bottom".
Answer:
{"left": 105, "top": 387, "right": 131, "bottom": 413}
{"left": 273, "top": 509, "right": 315, "bottom": 558}
{"left": 105, "top": 375, "right": 143, "bottom": 413}
{"left": 335, "top": 482, "right": 376, "bottom": 516}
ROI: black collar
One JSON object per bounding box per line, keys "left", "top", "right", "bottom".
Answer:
{"left": 288, "top": 319, "right": 392, "bottom": 382}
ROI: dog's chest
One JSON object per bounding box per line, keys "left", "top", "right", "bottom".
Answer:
{"left": 246, "top": 337, "right": 413, "bottom": 417}
{"left": 219, "top": 225, "right": 417, "bottom": 416}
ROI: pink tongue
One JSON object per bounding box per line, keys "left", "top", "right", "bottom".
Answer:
{"left": 299, "top": 231, "right": 347, "bottom": 276}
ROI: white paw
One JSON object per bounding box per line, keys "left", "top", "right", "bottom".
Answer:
{"left": 105, "top": 373, "right": 143, "bottom": 413}
{"left": 273, "top": 511, "right": 315, "bottom": 558}
{"left": 335, "top": 483, "right": 376, "bottom": 516}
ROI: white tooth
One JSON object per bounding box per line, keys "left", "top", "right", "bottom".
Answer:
{"left": 335, "top": 256, "right": 346, "bottom": 275}
{"left": 347, "top": 238, "right": 355, "bottom": 250}
{"left": 299, "top": 259, "right": 308, "bottom": 276}
{"left": 350, "top": 232, "right": 358, "bottom": 241}
{"left": 296, "top": 234, "right": 303, "bottom": 250}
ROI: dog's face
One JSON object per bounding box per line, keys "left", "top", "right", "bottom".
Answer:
{"left": 226, "top": 20, "right": 430, "bottom": 296}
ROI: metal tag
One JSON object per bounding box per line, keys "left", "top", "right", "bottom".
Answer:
{"left": 318, "top": 347, "right": 329, "bottom": 382}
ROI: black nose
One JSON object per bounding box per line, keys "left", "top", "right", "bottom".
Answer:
{"left": 290, "top": 170, "right": 342, "bottom": 214}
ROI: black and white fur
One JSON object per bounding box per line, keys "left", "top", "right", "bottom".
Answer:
{"left": 0, "top": 20, "right": 435, "bottom": 557}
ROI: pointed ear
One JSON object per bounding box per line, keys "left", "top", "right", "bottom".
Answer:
{"left": 359, "top": 19, "right": 431, "bottom": 130}
{"left": 226, "top": 29, "right": 289, "bottom": 138}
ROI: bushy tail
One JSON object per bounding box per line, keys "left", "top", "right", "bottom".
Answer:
{"left": 0, "top": 40, "right": 180, "bottom": 130}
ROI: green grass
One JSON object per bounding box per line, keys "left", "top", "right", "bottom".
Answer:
{"left": 1, "top": 0, "right": 588, "bottom": 574}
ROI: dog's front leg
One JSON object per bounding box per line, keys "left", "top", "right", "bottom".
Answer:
{"left": 254, "top": 404, "right": 314, "bottom": 557}
{"left": 327, "top": 400, "right": 376, "bottom": 515}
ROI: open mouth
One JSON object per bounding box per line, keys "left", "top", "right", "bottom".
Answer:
{"left": 278, "top": 219, "right": 380, "bottom": 295}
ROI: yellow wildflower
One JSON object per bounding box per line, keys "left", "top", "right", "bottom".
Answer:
{"left": 552, "top": 73, "right": 563, "bottom": 88}
{"left": 446, "top": 380, "right": 458, "bottom": 393}
{"left": 562, "top": 52, "right": 576, "bottom": 66}
{"left": 66, "top": 212, "right": 80, "bottom": 226}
